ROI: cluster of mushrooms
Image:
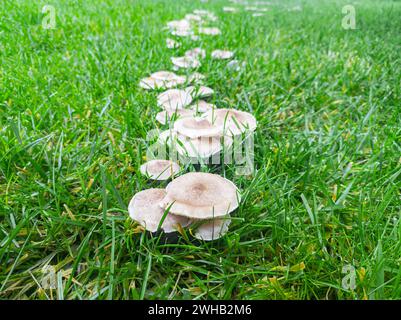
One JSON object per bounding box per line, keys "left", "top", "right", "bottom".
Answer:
{"left": 128, "top": 8, "right": 257, "bottom": 241}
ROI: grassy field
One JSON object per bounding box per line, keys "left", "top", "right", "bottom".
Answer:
{"left": 1, "top": 0, "right": 401, "bottom": 300}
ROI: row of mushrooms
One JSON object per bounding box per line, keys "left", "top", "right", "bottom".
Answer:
{"left": 128, "top": 8, "right": 257, "bottom": 241}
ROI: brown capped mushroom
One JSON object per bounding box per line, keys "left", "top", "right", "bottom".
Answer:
{"left": 140, "top": 159, "right": 180, "bottom": 180}
{"left": 128, "top": 188, "right": 190, "bottom": 233}
{"left": 205, "top": 108, "right": 257, "bottom": 136}
{"left": 193, "top": 216, "right": 231, "bottom": 241}
{"left": 159, "top": 172, "right": 240, "bottom": 219}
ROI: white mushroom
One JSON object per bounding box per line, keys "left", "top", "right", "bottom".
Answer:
{"left": 187, "top": 72, "right": 205, "bottom": 84}
{"left": 156, "top": 109, "right": 196, "bottom": 125}
{"left": 140, "top": 160, "right": 180, "bottom": 180}
{"left": 185, "top": 47, "right": 206, "bottom": 59}
{"left": 198, "top": 27, "right": 221, "bottom": 36}
{"left": 211, "top": 50, "right": 234, "bottom": 60}
{"left": 166, "top": 38, "right": 180, "bottom": 49}
{"left": 193, "top": 216, "right": 231, "bottom": 241}
{"left": 128, "top": 188, "right": 191, "bottom": 233}
{"left": 171, "top": 56, "right": 201, "bottom": 69}
{"left": 173, "top": 117, "right": 222, "bottom": 139}
{"left": 159, "top": 172, "right": 240, "bottom": 219}
{"left": 189, "top": 100, "right": 215, "bottom": 113}
{"left": 185, "top": 86, "right": 214, "bottom": 98}
{"left": 185, "top": 13, "right": 203, "bottom": 22}
{"left": 205, "top": 108, "right": 257, "bottom": 136}
{"left": 223, "top": 7, "right": 238, "bottom": 13}
{"left": 157, "top": 89, "right": 193, "bottom": 110}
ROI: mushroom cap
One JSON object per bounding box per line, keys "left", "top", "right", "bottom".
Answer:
{"left": 187, "top": 72, "right": 205, "bottom": 83}
{"left": 167, "top": 19, "right": 191, "bottom": 30}
{"left": 185, "top": 86, "right": 214, "bottom": 98}
{"left": 189, "top": 100, "right": 215, "bottom": 113}
{"left": 172, "top": 29, "right": 194, "bottom": 37}
{"left": 211, "top": 50, "right": 234, "bottom": 60}
{"left": 205, "top": 108, "right": 257, "bottom": 136}
{"left": 198, "top": 27, "right": 221, "bottom": 36}
{"left": 157, "top": 89, "right": 193, "bottom": 110}
{"left": 151, "top": 71, "right": 181, "bottom": 81}
{"left": 140, "top": 160, "right": 180, "bottom": 180}
{"left": 160, "top": 172, "right": 240, "bottom": 219}
{"left": 128, "top": 188, "right": 190, "bottom": 233}
{"left": 166, "top": 38, "right": 180, "bottom": 49}
{"left": 173, "top": 117, "right": 223, "bottom": 139}
{"left": 193, "top": 216, "right": 231, "bottom": 241}
{"left": 171, "top": 56, "right": 201, "bottom": 69}
{"left": 185, "top": 13, "right": 203, "bottom": 21}
{"left": 156, "top": 109, "right": 195, "bottom": 125}
{"left": 185, "top": 47, "right": 206, "bottom": 59}
{"left": 223, "top": 7, "right": 238, "bottom": 13}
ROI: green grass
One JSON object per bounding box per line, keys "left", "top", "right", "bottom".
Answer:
{"left": 1, "top": 0, "right": 401, "bottom": 300}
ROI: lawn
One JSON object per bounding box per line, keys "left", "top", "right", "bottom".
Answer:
{"left": 0, "top": 0, "right": 400, "bottom": 300}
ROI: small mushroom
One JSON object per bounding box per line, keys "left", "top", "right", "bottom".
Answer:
{"left": 223, "top": 7, "right": 238, "bottom": 13}
{"left": 187, "top": 72, "right": 205, "bottom": 84}
{"left": 171, "top": 56, "right": 201, "bottom": 69}
{"left": 205, "top": 108, "right": 257, "bottom": 136}
{"left": 185, "top": 86, "right": 214, "bottom": 99}
{"left": 156, "top": 109, "right": 196, "bottom": 125}
{"left": 167, "top": 19, "right": 191, "bottom": 30}
{"left": 157, "top": 89, "right": 193, "bottom": 110}
{"left": 128, "top": 188, "right": 190, "bottom": 233}
{"left": 166, "top": 38, "right": 180, "bottom": 49}
{"left": 159, "top": 172, "right": 240, "bottom": 219}
{"left": 174, "top": 117, "right": 222, "bottom": 139}
{"left": 189, "top": 100, "right": 215, "bottom": 113}
{"left": 185, "top": 13, "right": 203, "bottom": 22}
{"left": 198, "top": 27, "right": 221, "bottom": 36}
{"left": 140, "top": 159, "right": 180, "bottom": 180}
{"left": 211, "top": 50, "right": 234, "bottom": 60}
{"left": 193, "top": 216, "right": 231, "bottom": 241}
{"left": 185, "top": 47, "right": 206, "bottom": 60}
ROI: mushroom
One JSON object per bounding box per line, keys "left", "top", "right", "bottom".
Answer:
{"left": 166, "top": 38, "right": 180, "bottom": 49}
{"left": 189, "top": 100, "right": 215, "bottom": 113}
{"left": 205, "top": 108, "right": 257, "bottom": 136}
{"left": 227, "top": 59, "right": 243, "bottom": 71}
{"left": 198, "top": 27, "right": 221, "bottom": 36}
{"left": 185, "top": 13, "right": 203, "bottom": 22}
{"left": 128, "top": 188, "right": 191, "bottom": 233}
{"left": 171, "top": 56, "right": 201, "bottom": 69}
{"left": 223, "top": 7, "right": 238, "bottom": 13}
{"left": 139, "top": 72, "right": 186, "bottom": 90}
{"left": 193, "top": 216, "right": 231, "bottom": 241}
{"left": 252, "top": 13, "right": 265, "bottom": 17}
{"left": 156, "top": 109, "right": 196, "bottom": 125}
{"left": 140, "top": 159, "right": 180, "bottom": 180}
{"left": 157, "top": 89, "right": 193, "bottom": 110}
{"left": 185, "top": 85, "right": 214, "bottom": 99}
{"left": 159, "top": 172, "right": 240, "bottom": 219}
{"left": 173, "top": 117, "right": 222, "bottom": 139}
{"left": 211, "top": 50, "right": 234, "bottom": 60}
{"left": 167, "top": 19, "right": 191, "bottom": 30}
{"left": 187, "top": 72, "right": 205, "bottom": 84}
{"left": 185, "top": 47, "right": 206, "bottom": 59}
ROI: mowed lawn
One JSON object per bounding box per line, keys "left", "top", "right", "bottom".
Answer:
{"left": 1, "top": 0, "right": 401, "bottom": 300}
